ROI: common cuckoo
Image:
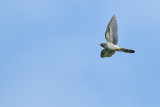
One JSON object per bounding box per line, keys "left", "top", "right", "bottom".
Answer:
{"left": 99, "top": 15, "right": 135, "bottom": 58}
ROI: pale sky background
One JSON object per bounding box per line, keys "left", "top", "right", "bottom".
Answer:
{"left": 0, "top": 0, "right": 160, "bottom": 107}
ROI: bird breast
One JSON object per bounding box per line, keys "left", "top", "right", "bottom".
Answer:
{"left": 107, "top": 42, "right": 121, "bottom": 50}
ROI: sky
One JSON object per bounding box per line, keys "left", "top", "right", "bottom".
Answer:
{"left": 0, "top": 0, "right": 160, "bottom": 107}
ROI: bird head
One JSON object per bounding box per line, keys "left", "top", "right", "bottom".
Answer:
{"left": 99, "top": 43, "right": 107, "bottom": 48}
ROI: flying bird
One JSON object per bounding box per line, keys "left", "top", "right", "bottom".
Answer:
{"left": 99, "top": 15, "right": 135, "bottom": 58}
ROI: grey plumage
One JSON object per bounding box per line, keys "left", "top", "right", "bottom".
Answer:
{"left": 99, "top": 15, "right": 135, "bottom": 58}
{"left": 105, "top": 15, "right": 118, "bottom": 45}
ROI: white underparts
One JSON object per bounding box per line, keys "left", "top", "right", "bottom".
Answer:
{"left": 107, "top": 42, "right": 121, "bottom": 50}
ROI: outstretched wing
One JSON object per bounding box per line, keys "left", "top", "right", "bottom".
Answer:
{"left": 105, "top": 15, "right": 118, "bottom": 45}
{"left": 101, "top": 48, "right": 115, "bottom": 58}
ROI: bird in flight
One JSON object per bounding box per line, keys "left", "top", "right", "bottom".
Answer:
{"left": 99, "top": 15, "right": 135, "bottom": 58}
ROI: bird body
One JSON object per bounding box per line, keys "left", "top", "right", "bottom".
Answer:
{"left": 107, "top": 42, "right": 121, "bottom": 50}
{"left": 99, "top": 15, "right": 135, "bottom": 58}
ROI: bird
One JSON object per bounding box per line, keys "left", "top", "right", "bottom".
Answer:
{"left": 99, "top": 15, "right": 135, "bottom": 58}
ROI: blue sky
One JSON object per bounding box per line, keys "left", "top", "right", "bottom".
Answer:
{"left": 0, "top": 0, "right": 160, "bottom": 107}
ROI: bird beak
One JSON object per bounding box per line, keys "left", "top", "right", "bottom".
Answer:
{"left": 98, "top": 44, "right": 101, "bottom": 45}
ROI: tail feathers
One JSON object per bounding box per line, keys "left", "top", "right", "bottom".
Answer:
{"left": 120, "top": 48, "right": 135, "bottom": 53}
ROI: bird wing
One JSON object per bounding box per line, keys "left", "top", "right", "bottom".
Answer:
{"left": 105, "top": 15, "right": 118, "bottom": 45}
{"left": 101, "top": 48, "right": 115, "bottom": 58}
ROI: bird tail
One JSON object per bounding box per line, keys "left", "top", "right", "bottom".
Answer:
{"left": 119, "top": 48, "right": 135, "bottom": 53}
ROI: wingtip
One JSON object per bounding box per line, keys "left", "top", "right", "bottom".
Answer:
{"left": 100, "top": 55, "right": 104, "bottom": 58}
{"left": 112, "top": 15, "right": 116, "bottom": 18}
